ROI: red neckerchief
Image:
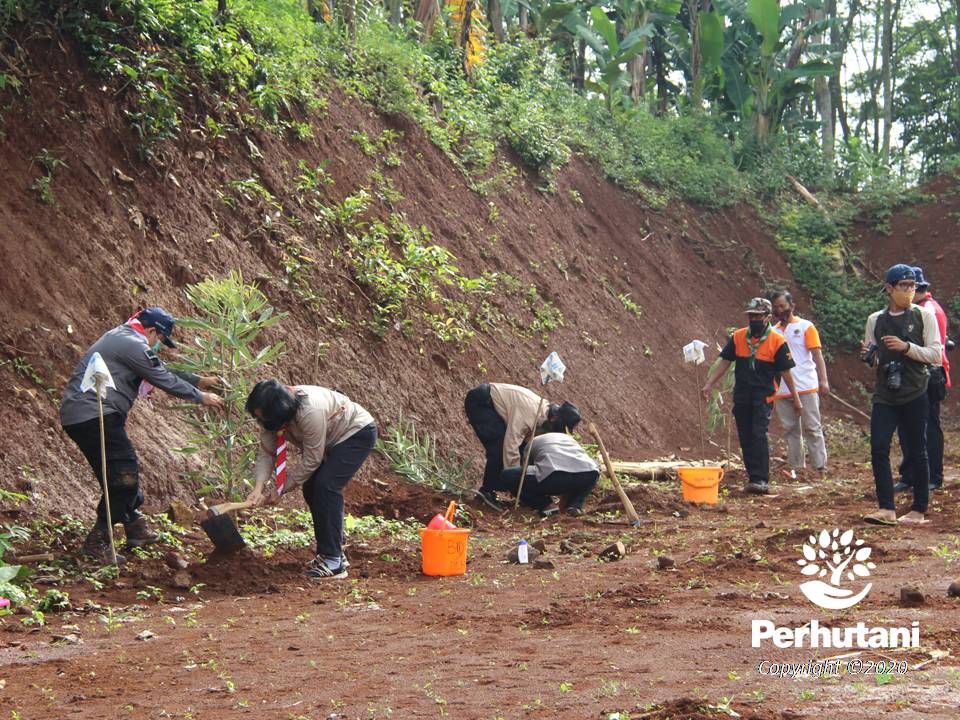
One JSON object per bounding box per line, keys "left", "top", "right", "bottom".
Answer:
{"left": 125, "top": 311, "right": 147, "bottom": 336}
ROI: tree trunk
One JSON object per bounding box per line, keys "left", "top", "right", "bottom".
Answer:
{"left": 687, "top": 0, "right": 702, "bottom": 109}
{"left": 217, "top": 0, "right": 227, "bottom": 20}
{"left": 415, "top": 0, "right": 441, "bottom": 37}
{"left": 955, "top": 0, "right": 960, "bottom": 73}
{"left": 813, "top": 7, "right": 834, "bottom": 170}
{"left": 628, "top": 55, "right": 644, "bottom": 103}
{"left": 519, "top": 7, "right": 529, "bottom": 35}
{"left": 575, "top": 38, "right": 586, "bottom": 91}
{"left": 881, "top": 0, "right": 893, "bottom": 160}
{"left": 488, "top": 0, "right": 505, "bottom": 42}
{"left": 654, "top": 30, "right": 668, "bottom": 116}
{"left": 460, "top": 0, "right": 476, "bottom": 77}
{"left": 870, "top": 0, "right": 881, "bottom": 154}
{"left": 389, "top": 0, "right": 403, "bottom": 26}
{"left": 831, "top": 0, "right": 860, "bottom": 146}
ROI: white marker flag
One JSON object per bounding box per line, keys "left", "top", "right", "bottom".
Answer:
{"left": 80, "top": 352, "right": 116, "bottom": 398}
{"left": 539, "top": 351, "right": 566, "bottom": 385}
{"left": 682, "top": 340, "right": 708, "bottom": 366}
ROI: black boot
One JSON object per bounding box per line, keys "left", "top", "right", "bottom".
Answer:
{"left": 81, "top": 525, "right": 126, "bottom": 565}
{"left": 124, "top": 516, "right": 160, "bottom": 548}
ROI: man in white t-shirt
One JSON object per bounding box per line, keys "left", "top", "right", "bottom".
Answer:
{"left": 770, "top": 291, "right": 830, "bottom": 474}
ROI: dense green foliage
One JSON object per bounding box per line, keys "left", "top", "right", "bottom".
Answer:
{"left": 774, "top": 203, "right": 880, "bottom": 350}
{"left": 1, "top": 0, "right": 952, "bottom": 352}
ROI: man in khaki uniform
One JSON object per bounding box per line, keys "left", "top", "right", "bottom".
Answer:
{"left": 464, "top": 382, "right": 581, "bottom": 510}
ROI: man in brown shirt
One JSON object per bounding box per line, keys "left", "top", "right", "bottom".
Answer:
{"left": 245, "top": 380, "right": 377, "bottom": 579}
{"left": 464, "top": 382, "right": 581, "bottom": 510}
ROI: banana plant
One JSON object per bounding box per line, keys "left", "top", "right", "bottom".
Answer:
{"left": 715, "top": 0, "right": 836, "bottom": 145}
{"left": 576, "top": 5, "right": 655, "bottom": 110}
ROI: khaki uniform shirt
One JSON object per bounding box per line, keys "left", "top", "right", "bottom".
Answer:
{"left": 254, "top": 386, "right": 375, "bottom": 494}
{"left": 489, "top": 383, "right": 543, "bottom": 468}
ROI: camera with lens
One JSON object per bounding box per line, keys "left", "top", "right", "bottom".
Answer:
{"left": 946, "top": 338, "right": 956, "bottom": 353}
{"left": 862, "top": 342, "right": 879, "bottom": 366}
{"left": 884, "top": 360, "right": 904, "bottom": 392}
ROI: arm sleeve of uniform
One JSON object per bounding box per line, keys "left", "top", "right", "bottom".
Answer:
{"left": 285, "top": 407, "right": 328, "bottom": 492}
{"left": 172, "top": 370, "right": 201, "bottom": 386}
{"left": 719, "top": 335, "right": 736, "bottom": 361}
{"left": 805, "top": 324, "right": 822, "bottom": 350}
{"left": 254, "top": 430, "right": 276, "bottom": 485}
{"left": 128, "top": 348, "right": 203, "bottom": 402}
{"left": 864, "top": 314, "right": 877, "bottom": 347}
{"left": 774, "top": 341, "right": 795, "bottom": 371}
{"left": 905, "top": 308, "right": 943, "bottom": 365}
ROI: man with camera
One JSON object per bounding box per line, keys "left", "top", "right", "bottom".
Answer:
{"left": 894, "top": 267, "right": 951, "bottom": 494}
{"left": 862, "top": 264, "right": 943, "bottom": 526}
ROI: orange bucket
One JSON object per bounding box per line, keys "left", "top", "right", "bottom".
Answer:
{"left": 420, "top": 502, "right": 471, "bottom": 577}
{"left": 677, "top": 466, "right": 724, "bottom": 504}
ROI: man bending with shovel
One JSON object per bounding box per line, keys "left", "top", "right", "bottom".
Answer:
{"left": 464, "top": 382, "right": 581, "bottom": 510}
{"left": 244, "top": 380, "right": 377, "bottom": 580}
{"left": 702, "top": 298, "right": 802, "bottom": 495}
{"left": 60, "top": 308, "right": 226, "bottom": 564}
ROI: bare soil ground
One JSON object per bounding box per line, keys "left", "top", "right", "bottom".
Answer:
{"left": 2, "top": 433, "right": 958, "bottom": 720}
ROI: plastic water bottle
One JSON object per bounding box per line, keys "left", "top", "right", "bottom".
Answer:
{"left": 517, "top": 539, "right": 529, "bottom": 564}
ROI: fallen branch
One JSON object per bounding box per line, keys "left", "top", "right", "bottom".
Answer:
{"left": 829, "top": 392, "right": 871, "bottom": 421}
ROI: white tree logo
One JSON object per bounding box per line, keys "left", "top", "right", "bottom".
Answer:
{"left": 797, "top": 528, "right": 876, "bottom": 610}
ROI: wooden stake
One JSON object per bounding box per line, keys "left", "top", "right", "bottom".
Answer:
{"left": 95, "top": 376, "right": 119, "bottom": 567}
{"left": 589, "top": 422, "right": 641, "bottom": 526}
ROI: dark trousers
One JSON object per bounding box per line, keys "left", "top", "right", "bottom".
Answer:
{"left": 302, "top": 424, "right": 377, "bottom": 560}
{"left": 872, "top": 395, "right": 929, "bottom": 513}
{"left": 63, "top": 413, "right": 143, "bottom": 527}
{"left": 733, "top": 401, "right": 772, "bottom": 486}
{"left": 898, "top": 372, "right": 946, "bottom": 487}
{"left": 501, "top": 468, "right": 600, "bottom": 511}
{"left": 464, "top": 384, "right": 512, "bottom": 492}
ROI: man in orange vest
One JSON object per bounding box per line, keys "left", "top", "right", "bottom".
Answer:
{"left": 702, "top": 298, "right": 803, "bottom": 494}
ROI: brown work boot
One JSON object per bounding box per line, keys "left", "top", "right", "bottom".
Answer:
{"left": 124, "top": 516, "right": 160, "bottom": 547}
{"left": 80, "top": 526, "right": 127, "bottom": 566}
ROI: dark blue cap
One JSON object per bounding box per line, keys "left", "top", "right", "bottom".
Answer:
{"left": 139, "top": 307, "right": 177, "bottom": 348}
{"left": 912, "top": 266, "right": 929, "bottom": 288}
{"left": 884, "top": 264, "right": 916, "bottom": 286}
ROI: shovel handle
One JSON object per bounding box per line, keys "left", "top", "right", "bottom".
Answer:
{"left": 209, "top": 499, "right": 256, "bottom": 516}
{"left": 444, "top": 501, "right": 457, "bottom": 523}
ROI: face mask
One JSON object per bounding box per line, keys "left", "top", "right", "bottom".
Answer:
{"left": 151, "top": 341, "right": 163, "bottom": 353}
{"left": 749, "top": 319, "right": 767, "bottom": 337}
{"left": 891, "top": 287, "right": 915, "bottom": 309}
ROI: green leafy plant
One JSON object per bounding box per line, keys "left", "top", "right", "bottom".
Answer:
{"left": 30, "top": 149, "right": 66, "bottom": 204}
{"left": 171, "top": 271, "right": 287, "bottom": 500}
{"left": 377, "top": 415, "right": 474, "bottom": 497}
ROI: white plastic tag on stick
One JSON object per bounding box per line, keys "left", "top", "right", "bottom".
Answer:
{"left": 80, "top": 352, "right": 116, "bottom": 398}
{"left": 682, "top": 340, "right": 708, "bottom": 366}
{"left": 540, "top": 351, "right": 566, "bottom": 385}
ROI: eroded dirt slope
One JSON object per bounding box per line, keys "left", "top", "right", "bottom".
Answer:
{"left": 0, "top": 35, "right": 798, "bottom": 516}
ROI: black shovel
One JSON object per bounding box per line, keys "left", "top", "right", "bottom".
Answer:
{"left": 199, "top": 500, "right": 255, "bottom": 553}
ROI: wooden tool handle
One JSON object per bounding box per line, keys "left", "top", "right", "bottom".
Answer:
{"left": 589, "top": 422, "right": 641, "bottom": 526}
{"left": 209, "top": 499, "right": 256, "bottom": 515}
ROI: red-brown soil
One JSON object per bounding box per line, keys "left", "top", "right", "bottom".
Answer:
{"left": 0, "top": 34, "right": 799, "bottom": 517}
{"left": 1, "top": 448, "right": 958, "bottom": 719}
{"left": 851, "top": 170, "right": 960, "bottom": 306}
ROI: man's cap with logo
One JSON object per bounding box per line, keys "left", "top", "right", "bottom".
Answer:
{"left": 912, "top": 266, "right": 929, "bottom": 289}
{"left": 884, "top": 264, "right": 916, "bottom": 285}
{"left": 139, "top": 307, "right": 177, "bottom": 348}
{"left": 745, "top": 297, "right": 773, "bottom": 315}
